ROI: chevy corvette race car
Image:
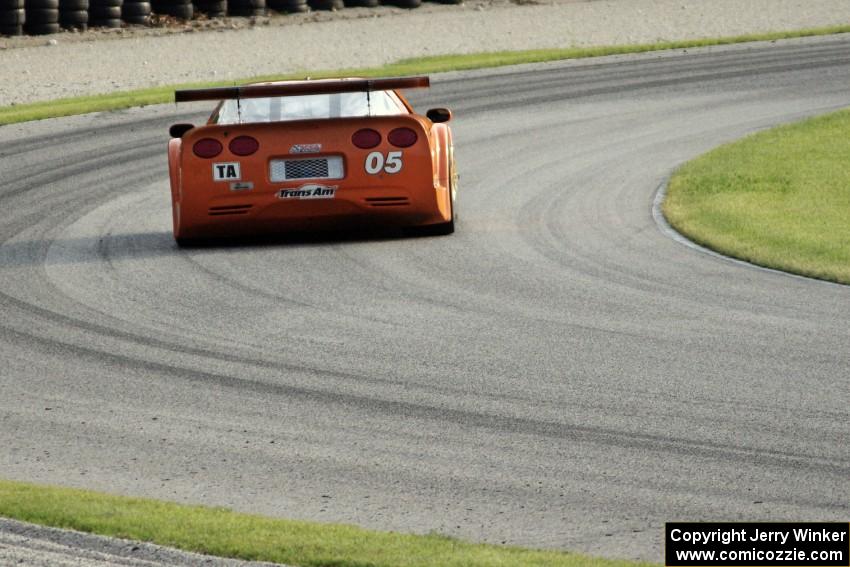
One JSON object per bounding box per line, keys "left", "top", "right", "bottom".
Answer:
{"left": 167, "top": 76, "right": 456, "bottom": 245}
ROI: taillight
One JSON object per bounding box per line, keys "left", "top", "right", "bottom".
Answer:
{"left": 388, "top": 127, "right": 418, "bottom": 148}
{"left": 193, "top": 138, "right": 223, "bottom": 158}
{"left": 229, "top": 136, "right": 259, "bottom": 156}
{"left": 352, "top": 128, "right": 381, "bottom": 149}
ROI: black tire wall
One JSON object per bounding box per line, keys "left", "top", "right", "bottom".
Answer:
{"left": 151, "top": 0, "right": 192, "bottom": 19}
{"left": 227, "top": 0, "right": 262, "bottom": 16}
{"left": 122, "top": 0, "right": 150, "bottom": 23}
{"left": 23, "top": 0, "right": 59, "bottom": 34}
{"left": 267, "top": 0, "right": 305, "bottom": 13}
{"left": 0, "top": 0, "right": 24, "bottom": 36}
{"left": 59, "top": 0, "right": 87, "bottom": 29}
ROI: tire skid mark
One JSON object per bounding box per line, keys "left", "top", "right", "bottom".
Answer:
{"left": 0, "top": 141, "right": 163, "bottom": 203}
{"left": 457, "top": 55, "right": 850, "bottom": 115}
{"left": 1, "top": 318, "right": 849, "bottom": 478}
{"left": 432, "top": 40, "right": 850, "bottom": 106}
{"left": 0, "top": 112, "right": 200, "bottom": 159}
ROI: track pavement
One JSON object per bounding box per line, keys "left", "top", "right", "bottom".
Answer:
{"left": 1, "top": 36, "right": 849, "bottom": 561}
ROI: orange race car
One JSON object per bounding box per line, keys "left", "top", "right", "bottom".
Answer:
{"left": 167, "top": 76, "right": 456, "bottom": 245}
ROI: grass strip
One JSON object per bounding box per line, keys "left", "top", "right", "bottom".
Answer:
{"left": 2, "top": 26, "right": 850, "bottom": 125}
{"left": 0, "top": 479, "right": 654, "bottom": 567}
{"left": 663, "top": 108, "right": 850, "bottom": 285}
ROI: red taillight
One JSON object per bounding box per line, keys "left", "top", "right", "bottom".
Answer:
{"left": 229, "top": 136, "right": 259, "bottom": 156}
{"left": 388, "top": 127, "right": 418, "bottom": 148}
{"left": 352, "top": 128, "right": 381, "bottom": 149}
{"left": 192, "top": 138, "right": 223, "bottom": 158}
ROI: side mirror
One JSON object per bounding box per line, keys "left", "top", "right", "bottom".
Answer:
{"left": 169, "top": 123, "right": 194, "bottom": 138}
{"left": 426, "top": 108, "right": 452, "bottom": 123}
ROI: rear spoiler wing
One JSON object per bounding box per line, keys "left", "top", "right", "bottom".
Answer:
{"left": 175, "top": 76, "right": 430, "bottom": 103}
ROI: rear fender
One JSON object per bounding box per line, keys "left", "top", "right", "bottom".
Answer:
{"left": 430, "top": 122, "right": 454, "bottom": 222}
{"left": 168, "top": 138, "right": 183, "bottom": 237}
{"left": 168, "top": 138, "right": 182, "bottom": 201}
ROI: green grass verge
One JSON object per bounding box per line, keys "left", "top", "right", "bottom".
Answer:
{"left": 663, "top": 108, "right": 850, "bottom": 285}
{"left": 2, "top": 25, "right": 850, "bottom": 125}
{"left": 0, "top": 480, "right": 653, "bottom": 567}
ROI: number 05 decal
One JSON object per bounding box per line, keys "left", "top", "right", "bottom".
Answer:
{"left": 365, "top": 151, "right": 403, "bottom": 174}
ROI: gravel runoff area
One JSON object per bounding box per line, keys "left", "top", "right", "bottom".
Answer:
{"left": 2, "top": 0, "right": 850, "bottom": 565}
{"left": 0, "top": 518, "right": 289, "bottom": 566}
{"left": 2, "top": 0, "right": 850, "bottom": 107}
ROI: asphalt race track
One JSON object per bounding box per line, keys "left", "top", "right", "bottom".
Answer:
{"left": 1, "top": 36, "right": 849, "bottom": 561}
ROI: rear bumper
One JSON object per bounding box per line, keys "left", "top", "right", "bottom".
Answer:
{"left": 176, "top": 182, "right": 450, "bottom": 238}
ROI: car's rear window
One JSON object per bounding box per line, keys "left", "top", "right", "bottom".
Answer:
{"left": 214, "top": 91, "right": 407, "bottom": 124}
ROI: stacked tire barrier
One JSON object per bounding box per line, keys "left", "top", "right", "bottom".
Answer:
{"left": 151, "top": 0, "right": 191, "bottom": 18}
{"left": 382, "top": 0, "right": 420, "bottom": 8}
{"left": 307, "top": 0, "right": 340, "bottom": 9}
{"left": 0, "top": 0, "right": 25, "bottom": 36}
{"left": 88, "top": 0, "right": 122, "bottom": 26}
{"left": 24, "top": 0, "right": 59, "bottom": 34}
{"left": 266, "top": 0, "right": 304, "bottom": 12}
{"left": 1, "top": 0, "right": 449, "bottom": 36}
{"left": 343, "top": 0, "right": 378, "bottom": 7}
{"left": 227, "top": 0, "right": 263, "bottom": 16}
{"left": 193, "top": 0, "right": 224, "bottom": 17}
{"left": 122, "top": 0, "right": 150, "bottom": 23}
{"left": 59, "top": 0, "right": 88, "bottom": 30}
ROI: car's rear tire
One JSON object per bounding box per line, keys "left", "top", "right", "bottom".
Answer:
{"left": 175, "top": 236, "right": 200, "bottom": 248}
{"left": 418, "top": 219, "right": 454, "bottom": 236}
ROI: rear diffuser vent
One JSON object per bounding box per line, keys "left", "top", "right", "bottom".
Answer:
{"left": 209, "top": 204, "right": 253, "bottom": 216}
{"left": 365, "top": 197, "right": 410, "bottom": 207}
